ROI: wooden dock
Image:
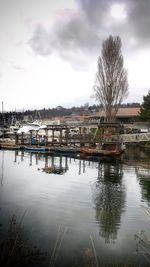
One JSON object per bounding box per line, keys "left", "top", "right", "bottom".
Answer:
{"left": 0, "top": 123, "right": 125, "bottom": 160}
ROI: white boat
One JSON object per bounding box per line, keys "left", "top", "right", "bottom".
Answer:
{"left": 17, "top": 122, "right": 40, "bottom": 134}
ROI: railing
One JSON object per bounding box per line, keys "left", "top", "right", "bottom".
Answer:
{"left": 120, "top": 133, "right": 150, "bottom": 143}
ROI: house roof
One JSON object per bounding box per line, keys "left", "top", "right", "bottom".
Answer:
{"left": 88, "top": 107, "right": 140, "bottom": 118}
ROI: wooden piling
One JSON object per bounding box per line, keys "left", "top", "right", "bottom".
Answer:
{"left": 59, "top": 128, "right": 62, "bottom": 146}
{"left": 30, "top": 130, "right": 33, "bottom": 145}
{"left": 21, "top": 132, "right": 24, "bottom": 145}
{"left": 52, "top": 128, "right": 54, "bottom": 145}
{"left": 45, "top": 129, "right": 48, "bottom": 146}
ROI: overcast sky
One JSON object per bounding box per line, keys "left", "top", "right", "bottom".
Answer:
{"left": 0, "top": 0, "right": 150, "bottom": 111}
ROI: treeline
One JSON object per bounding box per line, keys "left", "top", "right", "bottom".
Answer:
{"left": 0, "top": 103, "right": 140, "bottom": 126}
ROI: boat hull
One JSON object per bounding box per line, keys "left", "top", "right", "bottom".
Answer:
{"left": 80, "top": 148, "right": 123, "bottom": 157}
{"left": 24, "top": 146, "right": 49, "bottom": 152}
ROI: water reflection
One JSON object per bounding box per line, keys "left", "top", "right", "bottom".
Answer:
{"left": 12, "top": 151, "right": 93, "bottom": 176}
{"left": 1, "top": 150, "right": 4, "bottom": 186}
{"left": 136, "top": 167, "right": 150, "bottom": 205}
{"left": 124, "top": 145, "right": 150, "bottom": 205}
{"left": 14, "top": 151, "right": 69, "bottom": 175}
{"left": 124, "top": 145, "right": 142, "bottom": 161}
{"left": 124, "top": 145, "right": 150, "bottom": 163}
{"left": 42, "top": 155, "right": 68, "bottom": 174}
{"left": 93, "top": 162, "right": 126, "bottom": 243}
{"left": 0, "top": 150, "right": 150, "bottom": 266}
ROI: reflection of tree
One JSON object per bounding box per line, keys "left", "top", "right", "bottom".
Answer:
{"left": 94, "top": 163, "right": 125, "bottom": 243}
{"left": 124, "top": 146, "right": 150, "bottom": 162}
{"left": 136, "top": 167, "right": 150, "bottom": 204}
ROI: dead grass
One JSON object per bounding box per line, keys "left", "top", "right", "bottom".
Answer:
{"left": 0, "top": 214, "right": 47, "bottom": 267}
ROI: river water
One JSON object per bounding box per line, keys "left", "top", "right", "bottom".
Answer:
{"left": 0, "top": 147, "right": 150, "bottom": 266}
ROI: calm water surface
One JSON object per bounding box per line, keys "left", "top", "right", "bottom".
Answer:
{"left": 0, "top": 147, "right": 150, "bottom": 266}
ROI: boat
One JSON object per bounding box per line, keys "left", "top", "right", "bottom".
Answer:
{"left": 80, "top": 142, "right": 124, "bottom": 157}
{"left": 0, "top": 144, "right": 20, "bottom": 150}
{"left": 80, "top": 148, "right": 122, "bottom": 157}
{"left": 17, "top": 122, "right": 41, "bottom": 134}
{"left": 24, "top": 146, "right": 49, "bottom": 152}
{"left": 80, "top": 122, "right": 126, "bottom": 158}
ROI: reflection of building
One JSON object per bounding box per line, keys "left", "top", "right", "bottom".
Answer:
{"left": 136, "top": 167, "right": 150, "bottom": 204}
{"left": 93, "top": 163, "right": 125, "bottom": 243}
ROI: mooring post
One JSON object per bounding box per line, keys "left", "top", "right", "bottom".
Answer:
{"left": 35, "top": 153, "right": 38, "bottom": 165}
{"left": 38, "top": 134, "right": 40, "bottom": 146}
{"left": 52, "top": 128, "right": 54, "bottom": 146}
{"left": 35, "top": 130, "right": 38, "bottom": 145}
{"left": 79, "top": 127, "right": 82, "bottom": 147}
{"left": 15, "top": 133, "right": 18, "bottom": 145}
{"left": 98, "top": 125, "right": 100, "bottom": 149}
{"left": 45, "top": 154, "right": 48, "bottom": 168}
{"left": 45, "top": 128, "right": 48, "bottom": 146}
{"left": 65, "top": 156, "right": 68, "bottom": 171}
{"left": 69, "top": 129, "right": 72, "bottom": 146}
{"left": 30, "top": 130, "right": 33, "bottom": 145}
{"left": 51, "top": 155, "right": 54, "bottom": 167}
{"left": 29, "top": 153, "right": 32, "bottom": 166}
{"left": 60, "top": 127, "right": 62, "bottom": 146}
{"left": 65, "top": 126, "right": 68, "bottom": 146}
{"left": 60, "top": 156, "right": 62, "bottom": 169}
{"left": 21, "top": 132, "right": 24, "bottom": 145}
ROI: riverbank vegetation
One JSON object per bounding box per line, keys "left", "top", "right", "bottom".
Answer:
{"left": 0, "top": 214, "right": 46, "bottom": 267}
{"left": 0, "top": 215, "right": 148, "bottom": 267}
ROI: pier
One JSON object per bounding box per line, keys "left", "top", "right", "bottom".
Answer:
{"left": 14, "top": 125, "right": 94, "bottom": 147}
{"left": 13, "top": 123, "right": 123, "bottom": 147}
{"left": 0, "top": 123, "right": 150, "bottom": 152}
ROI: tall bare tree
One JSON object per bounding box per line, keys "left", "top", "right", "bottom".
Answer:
{"left": 93, "top": 35, "right": 128, "bottom": 122}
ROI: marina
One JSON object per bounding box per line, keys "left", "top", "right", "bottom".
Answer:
{"left": 0, "top": 123, "right": 126, "bottom": 162}
{"left": 0, "top": 117, "right": 150, "bottom": 267}
{"left": 1, "top": 0, "right": 150, "bottom": 266}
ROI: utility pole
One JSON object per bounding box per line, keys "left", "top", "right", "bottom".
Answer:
{"left": 1, "top": 101, "right": 4, "bottom": 186}
{"left": 2, "top": 101, "right": 4, "bottom": 142}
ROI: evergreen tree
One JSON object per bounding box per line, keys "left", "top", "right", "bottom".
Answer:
{"left": 139, "top": 90, "right": 150, "bottom": 121}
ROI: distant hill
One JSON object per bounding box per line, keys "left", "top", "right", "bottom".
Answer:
{"left": 0, "top": 103, "right": 141, "bottom": 126}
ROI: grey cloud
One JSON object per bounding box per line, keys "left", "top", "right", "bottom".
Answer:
{"left": 29, "top": 0, "right": 150, "bottom": 68}
{"left": 127, "top": 0, "right": 150, "bottom": 46}
{"left": 53, "top": 14, "right": 100, "bottom": 52}
{"left": 29, "top": 13, "right": 101, "bottom": 53}
{"left": 77, "top": 0, "right": 112, "bottom": 25}
{"left": 29, "top": 24, "right": 53, "bottom": 55}
{"left": 29, "top": 12, "right": 102, "bottom": 69}
{"left": 78, "top": 0, "right": 150, "bottom": 48}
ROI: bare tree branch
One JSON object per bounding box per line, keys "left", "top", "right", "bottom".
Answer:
{"left": 93, "top": 35, "right": 128, "bottom": 122}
